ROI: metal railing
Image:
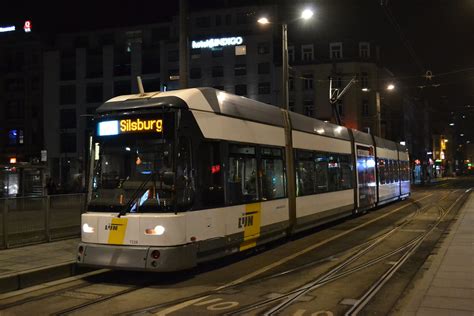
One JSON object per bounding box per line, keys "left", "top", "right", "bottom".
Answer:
{"left": 0, "top": 194, "right": 86, "bottom": 249}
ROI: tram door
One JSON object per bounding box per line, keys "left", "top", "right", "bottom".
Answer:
{"left": 356, "top": 144, "right": 376, "bottom": 209}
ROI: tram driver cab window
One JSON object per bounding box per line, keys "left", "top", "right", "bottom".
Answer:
{"left": 176, "top": 137, "right": 195, "bottom": 210}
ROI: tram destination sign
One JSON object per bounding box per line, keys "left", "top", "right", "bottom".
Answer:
{"left": 98, "top": 118, "right": 163, "bottom": 136}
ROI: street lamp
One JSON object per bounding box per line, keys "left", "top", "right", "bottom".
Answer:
{"left": 258, "top": 8, "right": 314, "bottom": 110}
{"left": 301, "top": 9, "right": 314, "bottom": 20}
{"left": 387, "top": 83, "right": 395, "bottom": 91}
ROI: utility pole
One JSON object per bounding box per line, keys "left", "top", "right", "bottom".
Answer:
{"left": 179, "top": 0, "right": 189, "bottom": 89}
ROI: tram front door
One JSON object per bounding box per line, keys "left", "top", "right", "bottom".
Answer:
{"left": 356, "top": 144, "right": 376, "bottom": 210}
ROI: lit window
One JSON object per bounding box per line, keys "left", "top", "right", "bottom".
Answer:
{"left": 235, "top": 45, "right": 246, "bottom": 56}
{"left": 8, "top": 129, "right": 24, "bottom": 145}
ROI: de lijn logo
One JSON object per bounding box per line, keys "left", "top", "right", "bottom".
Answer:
{"left": 105, "top": 223, "right": 123, "bottom": 231}
{"left": 238, "top": 211, "right": 257, "bottom": 228}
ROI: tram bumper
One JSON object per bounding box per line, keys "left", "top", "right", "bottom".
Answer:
{"left": 77, "top": 243, "right": 197, "bottom": 271}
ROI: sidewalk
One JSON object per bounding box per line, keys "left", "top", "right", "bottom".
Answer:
{"left": 0, "top": 238, "right": 81, "bottom": 293}
{"left": 412, "top": 177, "right": 455, "bottom": 186}
{"left": 396, "top": 191, "right": 474, "bottom": 315}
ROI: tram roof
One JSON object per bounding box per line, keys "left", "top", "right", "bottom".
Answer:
{"left": 98, "top": 87, "right": 285, "bottom": 127}
{"left": 374, "top": 136, "right": 398, "bottom": 151}
{"left": 98, "top": 87, "right": 354, "bottom": 140}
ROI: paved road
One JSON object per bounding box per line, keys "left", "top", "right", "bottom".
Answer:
{"left": 0, "top": 178, "right": 471, "bottom": 315}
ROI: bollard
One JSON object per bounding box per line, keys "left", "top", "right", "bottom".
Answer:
{"left": 3, "top": 200, "right": 9, "bottom": 249}
{"left": 45, "top": 196, "right": 51, "bottom": 242}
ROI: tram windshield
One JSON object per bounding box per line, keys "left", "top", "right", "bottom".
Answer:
{"left": 88, "top": 113, "right": 194, "bottom": 213}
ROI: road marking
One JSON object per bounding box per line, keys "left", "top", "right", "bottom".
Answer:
{"left": 154, "top": 296, "right": 209, "bottom": 316}
{"left": 206, "top": 301, "right": 239, "bottom": 310}
{"left": 215, "top": 194, "right": 433, "bottom": 290}
{"left": 194, "top": 298, "right": 222, "bottom": 306}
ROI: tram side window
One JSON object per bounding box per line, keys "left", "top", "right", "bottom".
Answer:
{"left": 314, "top": 153, "right": 329, "bottom": 193}
{"left": 399, "top": 161, "right": 405, "bottom": 181}
{"left": 327, "top": 154, "right": 341, "bottom": 191}
{"left": 392, "top": 160, "right": 396, "bottom": 183}
{"left": 339, "top": 154, "right": 353, "bottom": 189}
{"left": 386, "top": 160, "right": 393, "bottom": 183}
{"left": 198, "top": 142, "right": 224, "bottom": 208}
{"left": 378, "top": 159, "right": 386, "bottom": 184}
{"left": 227, "top": 144, "right": 258, "bottom": 204}
{"left": 261, "top": 147, "right": 286, "bottom": 200}
{"left": 296, "top": 150, "right": 315, "bottom": 196}
{"left": 394, "top": 160, "right": 399, "bottom": 182}
{"left": 403, "top": 161, "right": 409, "bottom": 181}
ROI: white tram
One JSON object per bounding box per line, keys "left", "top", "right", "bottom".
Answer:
{"left": 77, "top": 88, "right": 410, "bottom": 271}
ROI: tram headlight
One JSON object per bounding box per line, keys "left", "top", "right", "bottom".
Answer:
{"left": 145, "top": 225, "right": 165, "bottom": 235}
{"left": 82, "top": 223, "right": 95, "bottom": 233}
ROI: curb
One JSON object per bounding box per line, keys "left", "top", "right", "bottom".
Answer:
{"left": 0, "top": 261, "right": 95, "bottom": 294}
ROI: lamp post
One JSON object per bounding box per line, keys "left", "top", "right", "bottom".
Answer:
{"left": 258, "top": 8, "right": 314, "bottom": 111}
{"left": 282, "top": 23, "right": 288, "bottom": 110}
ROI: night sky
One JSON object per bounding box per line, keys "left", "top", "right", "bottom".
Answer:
{"left": 2, "top": 0, "right": 473, "bottom": 112}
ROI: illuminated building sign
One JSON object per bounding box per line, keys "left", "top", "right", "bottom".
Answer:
{"left": 23, "top": 20, "right": 31, "bottom": 32}
{"left": 191, "top": 36, "right": 243, "bottom": 49}
{"left": 0, "top": 25, "right": 15, "bottom": 33}
{"left": 0, "top": 21, "right": 32, "bottom": 33}
{"left": 98, "top": 119, "right": 163, "bottom": 136}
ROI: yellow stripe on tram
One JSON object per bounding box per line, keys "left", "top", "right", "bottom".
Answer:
{"left": 107, "top": 218, "right": 128, "bottom": 245}
{"left": 239, "top": 202, "right": 261, "bottom": 251}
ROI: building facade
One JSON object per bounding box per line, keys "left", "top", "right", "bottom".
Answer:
{"left": 0, "top": 21, "right": 46, "bottom": 197}
{"left": 0, "top": 22, "right": 44, "bottom": 165}
{"left": 41, "top": 5, "right": 405, "bottom": 188}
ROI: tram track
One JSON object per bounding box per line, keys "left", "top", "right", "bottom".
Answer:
{"left": 116, "top": 188, "right": 467, "bottom": 316}
{"left": 224, "top": 188, "right": 471, "bottom": 316}
{"left": 0, "top": 270, "right": 163, "bottom": 315}
{"left": 115, "top": 191, "right": 446, "bottom": 315}
{"left": 223, "top": 194, "right": 460, "bottom": 316}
